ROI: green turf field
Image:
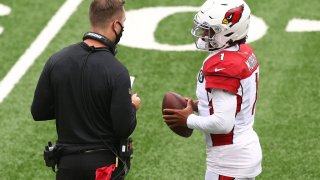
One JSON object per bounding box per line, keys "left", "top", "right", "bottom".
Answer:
{"left": 0, "top": 0, "right": 319, "bottom": 179}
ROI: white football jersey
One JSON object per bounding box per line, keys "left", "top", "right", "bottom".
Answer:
{"left": 194, "top": 44, "right": 262, "bottom": 178}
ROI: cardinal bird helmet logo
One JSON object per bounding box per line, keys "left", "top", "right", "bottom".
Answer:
{"left": 222, "top": 4, "right": 244, "bottom": 27}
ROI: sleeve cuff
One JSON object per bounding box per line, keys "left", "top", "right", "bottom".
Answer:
{"left": 187, "top": 114, "right": 198, "bottom": 129}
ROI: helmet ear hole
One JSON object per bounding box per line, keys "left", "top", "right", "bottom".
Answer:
{"left": 225, "top": 33, "right": 234, "bottom": 37}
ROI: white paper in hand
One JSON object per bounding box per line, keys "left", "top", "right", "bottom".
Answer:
{"left": 130, "top": 76, "right": 135, "bottom": 88}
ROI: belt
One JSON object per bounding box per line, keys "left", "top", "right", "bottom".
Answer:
{"left": 60, "top": 147, "right": 111, "bottom": 157}
{"left": 81, "top": 148, "right": 110, "bottom": 154}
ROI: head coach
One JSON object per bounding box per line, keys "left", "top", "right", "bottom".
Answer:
{"left": 31, "top": 0, "right": 141, "bottom": 179}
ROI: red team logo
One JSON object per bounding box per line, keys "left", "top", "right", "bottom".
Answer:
{"left": 222, "top": 4, "right": 244, "bottom": 27}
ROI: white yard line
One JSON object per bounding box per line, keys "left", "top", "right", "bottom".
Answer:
{"left": 286, "top": 18, "right": 320, "bottom": 32}
{"left": 0, "top": 0, "right": 83, "bottom": 103}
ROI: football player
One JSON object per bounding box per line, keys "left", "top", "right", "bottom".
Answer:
{"left": 163, "top": 0, "right": 262, "bottom": 179}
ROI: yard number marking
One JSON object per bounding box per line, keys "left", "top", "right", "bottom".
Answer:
{"left": 0, "top": 3, "right": 11, "bottom": 35}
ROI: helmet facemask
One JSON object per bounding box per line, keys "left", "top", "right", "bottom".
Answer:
{"left": 191, "top": 18, "right": 224, "bottom": 51}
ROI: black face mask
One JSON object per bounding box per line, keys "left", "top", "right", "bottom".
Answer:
{"left": 113, "top": 21, "right": 124, "bottom": 45}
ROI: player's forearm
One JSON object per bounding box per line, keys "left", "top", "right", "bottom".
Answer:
{"left": 187, "top": 113, "right": 234, "bottom": 134}
{"left": 186, "top": 89, "right": 236, "bottom": 134}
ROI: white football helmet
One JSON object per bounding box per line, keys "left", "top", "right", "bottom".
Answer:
{"left": 191, "top": 0, "right": 251, "bottom": 51}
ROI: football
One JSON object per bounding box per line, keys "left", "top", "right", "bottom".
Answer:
{"left": 162, "top": 92, "right": 193, "bottom": 137}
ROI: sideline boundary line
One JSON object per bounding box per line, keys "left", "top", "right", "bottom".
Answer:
{"left": 0, "top": 0, "right": 83, "bottom": 103}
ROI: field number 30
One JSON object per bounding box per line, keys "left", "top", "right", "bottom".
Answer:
{"left": 120, "top": 6, "right": 320, "bottom": 51}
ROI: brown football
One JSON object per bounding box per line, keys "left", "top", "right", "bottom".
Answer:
{"left": 162, "top": 92, "right": 193, "bottom": 137}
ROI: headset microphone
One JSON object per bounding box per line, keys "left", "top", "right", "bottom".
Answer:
{"left": 82, "top": 32, "right": 117, "bottom": 55}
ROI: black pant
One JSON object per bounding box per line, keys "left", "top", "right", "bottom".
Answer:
{"left": 56, "top": 150, "right": 127, "bottom": 180}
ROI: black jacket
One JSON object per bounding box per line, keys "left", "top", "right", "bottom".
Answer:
{"left": 31, "top": 42, "right": 136, "bottom": 145}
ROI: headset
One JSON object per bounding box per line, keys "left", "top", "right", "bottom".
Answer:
{"left": 82, "top": 32, "right": 117, "bottom": 55}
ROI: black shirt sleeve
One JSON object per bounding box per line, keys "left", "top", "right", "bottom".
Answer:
{"left": 31, "top": 58, "right": 55, "bottom": 121}
{"left": 110, "top": 70, "right": 137, "bottom": 138}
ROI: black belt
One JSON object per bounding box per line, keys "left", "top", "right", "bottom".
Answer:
{"left": 81, "top": 148, "right": 110, "bottom": 154}
{"left": 60, "top": 147, "right": 111, "bottom": 157}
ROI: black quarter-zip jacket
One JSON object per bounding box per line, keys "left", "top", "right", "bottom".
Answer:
{"left": 31, "top": 42, "right": 136, "bottom": 145}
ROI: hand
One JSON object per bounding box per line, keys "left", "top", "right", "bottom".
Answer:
{"left": 132, "top": 93, "right": 141, "bottom": 110}
{"left": 185, "top": 98, "right": 199, "bottom": 113}
{"left": 192, "top": 99, "right": 199, "bottom": 112}
{"left": 162, "top": 99, "right": 194, "bottom": 128}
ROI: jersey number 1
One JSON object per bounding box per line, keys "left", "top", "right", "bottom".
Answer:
{"left": 220, "top": 53, "right": 225, "bottom": 61}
